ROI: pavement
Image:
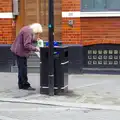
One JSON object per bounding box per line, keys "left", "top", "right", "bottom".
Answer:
{"left": 0, "top": 102, "right": 120, "bottom": 120}
{"left": 1, "top": 73, "right": 120, "bottom": 119}
{"left": 0, "top": 72, "right": 120, "bottom": 108}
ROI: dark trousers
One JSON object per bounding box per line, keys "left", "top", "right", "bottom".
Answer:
{"left": 16, "top": 55, "right": 30, "bottom": 88}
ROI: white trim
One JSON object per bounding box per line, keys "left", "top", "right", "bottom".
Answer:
{"left": 40, "top": 85, "right": 68, "bottom": 89}
{"left": 61, "top": 61, "right": 69, "bottom": 65}
{"left": 62, "top": 11, "right": 120, "bottom": 18}
{"left": 0, "top": 12, "right": 13, "bottom": 18}
{"left": 62, "top": 11, "right": 80, "bottom": 18}
{"left": 40, "top": 61, "right": 69, "bottom": 65}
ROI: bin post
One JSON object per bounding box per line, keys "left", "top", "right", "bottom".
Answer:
{"left": 48, "top": 0, "right": 54, "bottom": 96}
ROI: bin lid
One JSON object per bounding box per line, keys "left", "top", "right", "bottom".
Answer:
{"left": 46, "top": 41, "right": 59, "bottom": 47}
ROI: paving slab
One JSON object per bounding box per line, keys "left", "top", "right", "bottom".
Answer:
{"left": 0, "top": 102, "right": 120, "bottom": 120}
{"left": 0, "top": 73, "right": 120, "bottom": 106}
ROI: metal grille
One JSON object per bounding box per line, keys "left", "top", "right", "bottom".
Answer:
{"left": 83, "top": 44, "right": 120, "bottom": 68}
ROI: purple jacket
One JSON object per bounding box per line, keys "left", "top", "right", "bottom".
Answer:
{"left": 11, "top": 26, "right": 37, "bottom": 57}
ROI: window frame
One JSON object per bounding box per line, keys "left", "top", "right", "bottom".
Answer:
{"left": 81, "top": 0, "right": 120, "bottom": 17}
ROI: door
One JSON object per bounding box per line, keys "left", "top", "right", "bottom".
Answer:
{"left": 15, "top": 0, "right": 24, "bottom": 35}
{"left": 24, "top": 0, "right": 39, "bottom": 25}
{"left": 39, "top": 0, "right": 62, "bottom": 41}
{"left": 16, "top": 0, "right": 62, "bottom": 41}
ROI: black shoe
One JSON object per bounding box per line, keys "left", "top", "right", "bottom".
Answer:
{"left": 19, "top": 86, "right": 36, "bottom": 91}
{"left": 27, "top": 86, "right": 36, "bottom": 91}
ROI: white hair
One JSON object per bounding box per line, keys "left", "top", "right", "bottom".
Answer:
{"left": 29, "top": 23, "right": 43, "bottom": 33}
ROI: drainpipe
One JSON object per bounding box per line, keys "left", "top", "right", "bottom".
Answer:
{"left": 12, "top": 0, "right": 19, "bottom": 66}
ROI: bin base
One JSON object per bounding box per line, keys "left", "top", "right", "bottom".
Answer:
{"left": 40, "top": 86, "right": 68, "bottom": 95}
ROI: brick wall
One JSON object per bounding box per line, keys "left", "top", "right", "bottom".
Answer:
{"left": 62, "top": 0, "right": 120, "bottom": 46}
{"left": 0, "top": 0, "right": 15, "bottom": 44}
{"left": 62, "top": 0, "right": 81, "bottom": 44}
{"left": 0, "top": 0, "right": 12, "bottom": 12}
{"left": 81, "top": 17, "right": 120, "bottom": 46}
{"left": 62, "top": 18, "right": 81, "bottom": 44}
{"left": 62, "top": 0, "right": 80, "bottom": 11}
{"left": 1, "top": 1, "right": 120, "bottom": 46}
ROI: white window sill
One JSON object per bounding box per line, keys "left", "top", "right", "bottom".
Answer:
{"left": 0, "top": 13, "right": 13, "bottom": 18}
{"left": 62, "top": 11, "right": 120, "bottom": 18}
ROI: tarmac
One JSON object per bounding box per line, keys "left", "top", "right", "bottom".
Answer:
{"left": 0, "top": 72, "right": 120, "bottom": 110}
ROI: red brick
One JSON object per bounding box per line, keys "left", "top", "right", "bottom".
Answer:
{"left": 0, "top": 0, "right": 12, "bottom": 12}
{"left": 62, "top": 0, "right": 81, "bottom": 44}
{"left": 62, "top": 17, "right": 81, "bottom": 44}
{"left": 81, "top": 17, "right": 120, "bottom": 46}
{"left": 0, "top": 18, "right": 15, "bottom": 44}
{"left": 0, "top": 0, "right": 14, "bottom": 44}
{"left": 62, "top": 0, "right": 80, "bottom": 11}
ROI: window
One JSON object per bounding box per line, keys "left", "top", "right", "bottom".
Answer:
{"left": 81, "top": 0, "right": 120, "bottom": 12}
{"left": 107, "top": 0, "right": 120, "bottom": 11}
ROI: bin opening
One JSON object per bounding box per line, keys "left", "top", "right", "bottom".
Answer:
{"left": 45, "top": 52, "right": 48, "bottom": 58}
{"left": 64, "top": 51, "right": 68, "bottom": 58}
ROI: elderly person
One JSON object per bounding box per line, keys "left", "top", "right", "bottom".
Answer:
{"left": 11, "top": 23, "right": 43, "bottom": 90}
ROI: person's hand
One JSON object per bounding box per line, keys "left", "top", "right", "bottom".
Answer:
{"left": 35, "top": 47, "right": 40, "bottom": 52}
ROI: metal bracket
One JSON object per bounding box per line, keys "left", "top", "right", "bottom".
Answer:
{"left": 68, "top": 20, "right": 74, "bottom": 27}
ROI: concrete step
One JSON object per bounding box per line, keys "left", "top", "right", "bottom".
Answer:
{"left": 28, "top": 55, "right": 39, "bottom": 59}
{"left": 9, "top": 52, "right": 40, "bottom": 73}
{"left": 27, "top": 58, "right": 40, "bottom": 62}
{"left": 12, "top": 53, "right": 40, "bottom": 70}
{"left": 11, "top": 66, "right": 40, "bottom": 73}
{"left": 13, "top": 61, "right": 40, "bottom": 67}
{"left": 27, "top": 54, "right": 40, "bottom": 67}
{"left": 27, "top": 62, "right": 40, "bottom": 66}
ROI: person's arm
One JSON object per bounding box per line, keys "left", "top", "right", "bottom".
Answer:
{"left": 23, "top": 32, "right": 37, "bottom": 51}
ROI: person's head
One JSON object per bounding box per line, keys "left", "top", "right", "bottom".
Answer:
{"left": 29, "top": 23, "right": 43, "bottom": 39}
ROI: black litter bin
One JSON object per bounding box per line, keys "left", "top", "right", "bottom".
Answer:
{"left": 40, "top": 46, "right": 69, "bottom": 95}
